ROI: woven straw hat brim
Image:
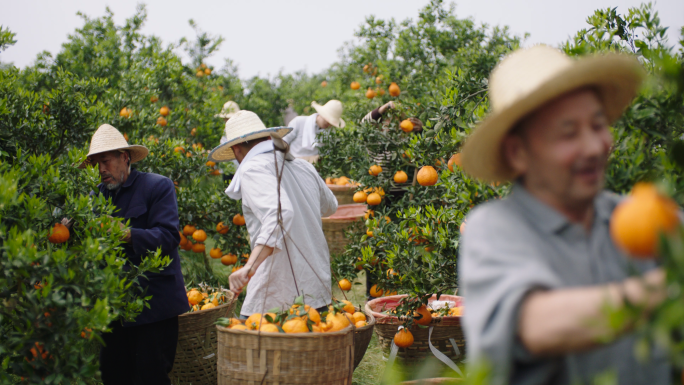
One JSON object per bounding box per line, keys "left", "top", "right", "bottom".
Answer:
{"left": 78, "top": 145, "right": 149, "bottom": 169}
{"left": 312, "top": 101, "right": 346, "bottom": 128}
{"left": 461, "top": 54, "right": 645, "bottom": 183}
{"left": 208, "top": 127, "right": 292, "bottom": 162}
{"left": 215, "top": 111, "right": 239, "bottom": 119}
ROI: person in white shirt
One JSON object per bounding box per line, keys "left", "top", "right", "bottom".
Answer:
{"left": 215, "top": 101, "right": 242, "bottom": 170}
{"left": 283, "top": 100, "right": 345, "bottom": 163}
{"left": 207, "top": 111, "right": 338, "bottom": 316}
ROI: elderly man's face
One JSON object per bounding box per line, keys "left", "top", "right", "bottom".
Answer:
{"left": 90, "top": 151, "right": 130, "bottom": 190}
{"left": 504, "top": 89, "right": 613, "bottom": 206}
{"left": 315, "top": 114, "right": 332, "bottom": 129}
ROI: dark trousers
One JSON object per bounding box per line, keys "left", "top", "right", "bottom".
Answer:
{"left": 100, "top": 316, "right": 179, "bottom": 385}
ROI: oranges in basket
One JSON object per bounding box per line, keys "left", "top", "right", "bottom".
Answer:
{"left": 186, "top": 284, "right": 231, "bottom": 313}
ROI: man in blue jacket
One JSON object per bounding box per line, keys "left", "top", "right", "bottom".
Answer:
{"left": 77, "top": 124, "right": 189, "bottom": 384}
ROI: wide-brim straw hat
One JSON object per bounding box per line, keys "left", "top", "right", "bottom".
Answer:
{"left": 312, "top": 100, "right": 345, "bottom": 128}
{"left": 215, "top": 100, "right": 240, "bottom": 119}
{"left": 78, "top": 124, "right": 148, "bottom": 168}
{"left": 208, "top": 110, "right": 292, "bottom": 162}
{"left": 461, "top": 45, "right": 645, "bottom": 183}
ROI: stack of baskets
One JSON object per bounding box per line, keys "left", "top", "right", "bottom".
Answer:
{"left": 365, "top": 294, "right": 465, "bottom": 363}
{"left": 169, "top": 291, "right": 237, "bottom": 385}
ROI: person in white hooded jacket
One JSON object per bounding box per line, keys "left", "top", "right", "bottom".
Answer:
{"left": 283, "top": 100, "right": 345, "bottom": 163}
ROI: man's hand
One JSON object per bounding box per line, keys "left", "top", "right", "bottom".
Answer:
{"left": 229, "top": 267, "right": 252, "bottom": 295}
{"left": 61, "top": 217, "right": 73, "bottom": 229}
{"left": 379, "top": 101, "right": 395, "bottom": 114}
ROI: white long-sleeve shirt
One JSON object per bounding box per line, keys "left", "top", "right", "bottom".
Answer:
{"left": 238, "top": 151, "right": 338, "bottom": 315}
{"left": 283, "top": 115, "right": 325, "bottom": 158}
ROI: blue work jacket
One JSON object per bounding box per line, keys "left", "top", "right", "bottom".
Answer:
{"left": 95, "top": 169, "right": 189, "bottom": 326}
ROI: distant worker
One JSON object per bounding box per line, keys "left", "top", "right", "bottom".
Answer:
{"left": 216, "top": 101, "right": 242, "bottom": 170}
{"left": 283, "top": 100, "right": 345, "bottom": 163}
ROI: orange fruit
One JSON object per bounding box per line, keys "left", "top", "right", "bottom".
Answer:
{"left": 394, "top": 171, "right": 408, "bottom": 184}
{"left": 159, "top": 106, "right": 170, "bottom": 116}
{"left": 610, "top": 183, "right": 680, "bottom": 258}
{"left": 156, "top": 117, "right": 167, "bottom": 126}
{"left": 201, "top": 303, "right": 216, "bottom": 310}
{"left": 192, "top": 243, "right": 205, "bottom": 253}
{"left": 48, "top": 223, "right": 70, "bottom": 244}
{"left": 300, "top": 307, "right": 321, "bottom": 324}
{"left": 204, "top": 68, "right": 212, "bottom": 75}
{"left": 365, "top": 88, "right": 376, "bottom": 99}
{"left": 216, "top": 222, "right": 229, "bottom": 234}
{"left": 355, "top": 320, "right": 367, "bottom": 328}
{"left": 352, "top": 312, "right": 366, "bottom": 324}
{"left": 366, "top": 193, "right": 382, "bottom": 206}
{"left": 368, "top": 165, "right": 382, "bottom": 176}
{"left": 150, "top": 95, "right": 159, "bottom": 103}
{"left": 394, "top": 328, "right": 414, "bottom": 348}
{"left": 366, "top": 229, "right": 373, "bottom": 237}
{"left": 350, "top": 81, "right": 361, "bottom": 90}
{"left": 192, "top": 229, "right": 207, "bottom": 242}
{"left": 353, "top": 191, "right": 368, "bottom": 203}
{"left": 179, "top": 232, "right": 188, "bottom": 247}
{"left": 221, "top": 253, "right": 238, "bottom": 265}
{"left": 259, "top": 323, "right": 280, "bottom": 333}
{"left": 174, "top": 146, "right": 185, "bottom": 154}
{"left": 231, "top": 324, "right": 248, "bottom": 330}
{"left": 387, "top": 268, "right": 397, "bottom": 278}
{"left": 206, "top": 160, "right": 216, "bottom": 167}
{"left": 369, "top": 284, "right": 383, "bottom": 298}
{"left": 321, "top": 80, "right": 328, "bottom": 87}
{"left": 227, "top": 318, "right": 241, "bottom": 327}
{"left": 338, "top": 278, "right": 352, "bottom": 291}
{"left": 119, "top": 107, "right": 132, "bottom": 118}
{"left": 414, "top": 305, "right": 432, "bottom": 326}
{"left": 375, "top": 76, "right": 383, "bottom": 84}
{"left": 187, "top": 290, "right": 203, "bottom": 305}
{"left": 209, "top": 248, "right": 222, "bottom": 259}
{"left": 190, "top": 127, "right": 197, "bottom": 136}
{"left": 388, "top": 82, "right": 401, "bottom": 97}
{"left": 447, "top": 153, "right": 461, "bottom": 172}
{"left": 417, "top": 166, "right": 438, "bottom": 186}
{"left": 282, "top": 318, "right": 309, "bottom": 333}
{"left": 245, "top": 313, "right": 264, "bottom": 330}
{"left": 233, "top": 214, "right": 246, "bottom": 226}
{"left": 364, "top": 210, "right": 374, "bottom": 220}
{"left": 399, "top": 119, "right": 413, "bottom": 132}
{"left": 181, "top": 240, "right": 193, "bottom": 251}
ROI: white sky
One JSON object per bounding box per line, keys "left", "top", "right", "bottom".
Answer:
{"left": 1, "top": 0, "right": 682, "bottom": 79}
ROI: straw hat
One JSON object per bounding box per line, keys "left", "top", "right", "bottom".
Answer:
{"left": 461, "top": 45, "right": 645, "bottom": 183}
{"left": 208, "top": 110, "right": 292, "bottom": 162}
{"left": 215, "top": 101, "right": 240, "bottom": 119}
{"left": 311, "top": 100, "right": 345, "bottom": 128}
{"left": 78, "top": 124, "right": 148, "bottom": 168}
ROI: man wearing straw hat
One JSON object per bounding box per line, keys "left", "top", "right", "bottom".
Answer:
{"left": 283, "top": 100, "right": 345, "bottom": 163}
{"left": 215, "top": 100, "right": 240, "bottom": 122}
{"left": 77, "top": 124, "right": 189, "bottom": 384}
{"left": 208, "top": 111, "right": 338, "bottom": 317}
{"left": 459, "top": 46, "right": 669, "bottom": 384}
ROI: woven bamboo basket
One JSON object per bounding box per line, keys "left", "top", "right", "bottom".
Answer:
{"left": 365, "top": 294, "right": 465, "bottom": 364}
{"left": 169, "top": 292, "right": 237, "bottom": 385}
{"left": 322, "top": 204, "right": 366, "bottom": 256}
{"left": 353, "top": 308, "right": 376, "bottom": 370}
{"left": 326, "top": 184, "right": 356, "bottom": 206}
{"left": 217, "top": 324, "right": 355, "bottom": 385}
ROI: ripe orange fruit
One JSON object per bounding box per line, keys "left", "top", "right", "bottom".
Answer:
{"left": 156, "top": 117, "right": 167, "bottom": 126}
{"left": 192, "top": 229, "right": 207, "bottom": 242}
{"left": 350, "top": 81, "right": 361, "bottom": 90}
{"left": 245, "top": 313, "right": 264, "bottom": 330}
{"left": 201, "top": 303, "right": 216, "bottom": 310}
{"left": 355, "top": 320, "right": 367, "bottom": 328}
{"left": 192, "top": 243, "right": 205, "bottom": 253}
{"left": 209, "top": 248, "right": 222, "bottom": 259}
{"left": 321, "top": 80, "right": 327, "bottom": 87}
{"left": 233, "top": 214, "right": 246, "bottom": 226}
{"left": 352, "top": 312, "right": 367, "bottom": 324}
{"left": 375, "top": 76, "right": 383, "bottom": 84}
{"left": 394, "top": 171, "right": 408, "bottom": 184}
{"left": 369, "top": 284, "right": 383, "bottom": 297}
{"left": 196, "top": 70, "right": 204, "bottom": 77}
{"left": 414, "top": 305, "right": 433, "bottom": 326}
{"left": 394, "top": 328, "right": 414, "bottom": 348}
{"left": 119, "top": 107, "right": 132, "bottom": 118}
{"left": 48, "top": 223, "right": 70, "bottom": 244}
{"left": 447, "top": 153, "right": 461, "bottom": 172}
{"left": 204, "top": 68, "right": 212, "bottom": 75}
{"left": 150, "top": 95, "right": 159, "bottom": 103}
{"left": 216, "top": 222, "right": 229, "bottom": 234}
{"left": 181, "top": 240, "right": 193, "bottom": 251}
{"left": 365, "top": 88, "right": 377, "bottom": 99}
{"left": 417, "top": 166, "right": 438, "bottom": 186}
{"left": 364, "top": 210, "right": 374, "bottom": 220}
{"left": 338, "top": 278, "right": 352, "bottom": 291}
{"left": 183, "top": 224, "right": 197, "bottom": 236}
{"left": 259, "top": 323, "right": 280, "bottom": 333}
{"left": 187, "top": 290, "right": 203, "bottom": 305}
{"left": 221, "top": 253, "right": 238, "bottom": 266}
{"left": 368, "top": 165, "right": 382, "bottom": 176}
{"left": 283, "top": 318, "right": 309, "bottom": 333}
{"left": 366, "top": 229, "right": 373, "bottom": 237}
{"left": 190, "top": 127, "right": 197, "bottom": 136}
{"left": 388, "top": 82, "right": 401, "bottom": 97}
{"left": 174, "top": 146, "right": 185, "bottom": 154}
{"left": 179, "top": 232, "right": 188, "bottom": 247}
{"left": 206, "top": 160, "right": 216, "bottom": 167}
{"left": 610, "top": 183, "right": 680, "bottom": 258}
{"left": 400, "top": 119, "right": 414, "bottom": 132}
{"left": 367, "top": 193, "right": 382, "bottom": 206}
{"left": 231, "top": 324, "right": 248, "bottom": 330}
{"left": 160, "top": 106, "right": 170, "bottom": 116}
{"left": 353, "top": 191, "right": 368, "bottom": 203}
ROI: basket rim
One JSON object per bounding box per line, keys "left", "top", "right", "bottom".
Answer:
{"left": 365, "top": 294, "right": 463, "bottom": 323}
{"left": 326, "top": 183, "right": 357, "bottom": 192}
{"left": 180, "top": 291, "right": 236, "bottom": 317}
{"left": 217, "top": 323, "right": 354, "bottom": 337}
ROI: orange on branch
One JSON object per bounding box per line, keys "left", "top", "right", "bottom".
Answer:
{"left": 414, "top": 305, "right": 433, "bottom": 326}
{"left": 48, "top": 223, "right": 70, "bottom": 244}
{"left": 156, "top": 117, "right": 167, "bottom": 126}
{"left": 216, "top": 222, "right": 229, "bottom": 234}
{"left": 192, "top": 229, "right": 207, "bottom": 242}
{"left": 417, "top": 166, "right": 438, "bottom": 186}
{"left": 159, "top": 106, "right": 170, "bottom": 116}
{"left": 233, "top": 214, "right": 246, "bottom": 226}
{"left": 369, "top": 284, "right": 383, "bottom": 298}
{"left": 338, "top": 278, "right": 352, "bottom": 291}
{"left": 183, "top": 224, "right": 196, "bottom": 236}
{"left": 394, "top": 328, "right": 414, "bottom": 348}
{"left": 365, "top": 88, "right": 376, "bottom": 99}
{"left": 353, "top": 191, "right": 368, "bottom": 203}
{"left": 400, "top": 119, "right": 413, "bottom": 132}
{"left": 321, "top": 80, "right": 327, "bottom": 87}
{"left": 174, "top": 146, "right": 185, "bottom": 154}
{"left": 448, "top": 153, "right": 461, "bottom": 172}
{"left": 394, "top": 171, "right": 408, "bottom": 184}
{"left": 366, "top": 193, "right": 382, "bottom": 206}
{"left": 192, "top": 243, "right": 205, "bottom": 253}
{"left": 388, "top": 82, "right": 401, "bottom": 97}
{"left": 368, "top": 165, "right": 382, "bottom": 176}
{"left": 221, "top": 254, "right": 238, "bottom": 265}
{"left": 350, "top": 81, "right": 361, "bottom": 90}
{"left": 209, "top": 248, "right": 222, "bottom": 259}
{"left": 150, "top": 95, "right": 159, "bottom": 103}
{"left": 204, "top": 68, "right": 212, "bottom": 75}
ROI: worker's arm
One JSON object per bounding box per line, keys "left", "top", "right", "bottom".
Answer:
{"left": 229, "top": 245, "right": 274, "bottom": 294}
{"left": 518, "top": 268, "right": 666, "bottom": 355}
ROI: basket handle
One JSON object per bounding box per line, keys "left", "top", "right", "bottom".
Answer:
{"left": 428, "top": 326, "right": 463, "bottom": 377}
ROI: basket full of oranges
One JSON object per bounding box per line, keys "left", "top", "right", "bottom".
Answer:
{"left": 216, "top": 297, "right": 363, "bottom": 384}
{"left": 169, "top": 284, "right": 236, "bottom": 385}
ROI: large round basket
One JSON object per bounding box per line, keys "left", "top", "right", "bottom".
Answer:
{"left": 365, "top": 294, "right": 465, "bottom": 364}
{"left": 169, "top": 292, "right": 237, "bottom": 385}
{"left": 353, "top": 308, "right": 376, "bottom": 370}
{"left": 322, "top": 204, "right": 366, "bottom": 256}
{"left": 217, "top": 324, "right": 355, "bottom": 384}
{"left": 326, "top": 183, "right": 356, "bottom": 206}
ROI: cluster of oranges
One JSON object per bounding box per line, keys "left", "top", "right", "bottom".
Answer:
{"left": 186, "top": 285, "right": 230, "bottom": 312}
{"left": 324, "top": 176, "right": 359, "bottom": 187}
{"left": 195, "top": 63, "right": 212, "bottom": 77}
{"left": 352, "top": 182, "right": 385, "bottom": 206}
{"left": 180, "top": 225, "right": 207, "bottom": 253}
{"left": 368, "top": 284, "right": 397, "bottom": 298}
{"left": 349, "top": 63, "right": 401, "bottom": 98}
{"left": 156, "top": 105, "right": 170, "bottom": 127}
{"left": 224, "top": 299, "right": 368, "bottom": 334}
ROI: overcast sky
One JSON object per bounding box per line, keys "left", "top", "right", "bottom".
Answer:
{"left": 1, "top": 1, "right": 682, "bottom": 79}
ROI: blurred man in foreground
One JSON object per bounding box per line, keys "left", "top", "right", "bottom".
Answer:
{"left": 460, "top": 46, "right": 669, "bottom": 384}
